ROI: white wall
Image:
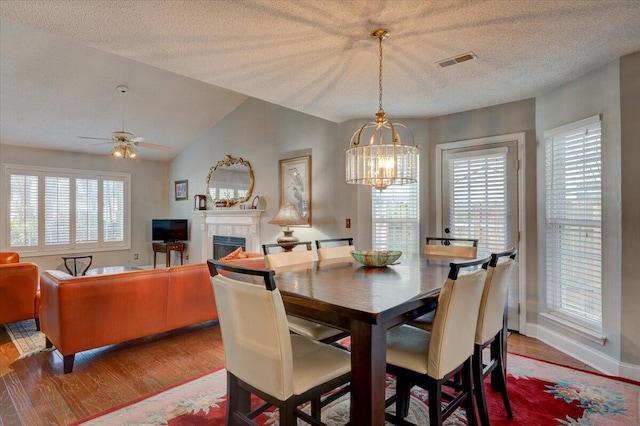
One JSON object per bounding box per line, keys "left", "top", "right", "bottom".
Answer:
{"left": 0, "top": 144, "right": 168, "bottom": 270}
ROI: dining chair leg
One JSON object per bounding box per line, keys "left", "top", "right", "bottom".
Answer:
{"left": 279, "top": 400, "right": 296, "bottom": 426}
{"left": 395, "top": 375, "right": 412, "bottom": 419}
{"left": 495, "top": 333, "right": 513, "bottom": 419}
{"left": 310, "top": 396, "right": 321, "bottom": 420}
{"left": 227, "top": 372, "right": 251, "bottom": 426}
{"left": 427, "top": 380, "right": 443, "bottom": 425}
{"left": 473, "top": 344, "right": 490, "bottom": 426}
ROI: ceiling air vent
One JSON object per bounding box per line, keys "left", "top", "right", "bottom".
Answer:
{"left": 437, "top": 52, "right": 477, "bottom": 68}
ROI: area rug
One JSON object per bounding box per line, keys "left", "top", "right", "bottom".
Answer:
{"left": 75, "top": 353, "right": 639, "bottom": 425}
{"left": 4, "top": 319, "right": 48, "bottom": 358}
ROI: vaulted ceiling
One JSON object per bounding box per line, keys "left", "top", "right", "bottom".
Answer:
{"left": 2, "top": 1, "right": 639, "bottom": 160}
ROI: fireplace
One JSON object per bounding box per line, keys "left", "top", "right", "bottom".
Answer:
{"left": 197, "top": 209, "right": 264, "bottom": 262}
{"left": 214, "top": 236, "right": 246, "bottom": 259}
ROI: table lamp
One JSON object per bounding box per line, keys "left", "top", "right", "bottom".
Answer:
{"left": 268, "top": 203, "right": 306, "bottom": 243}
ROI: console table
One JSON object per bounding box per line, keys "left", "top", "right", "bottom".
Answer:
{"left": 153, "top": 242, "right": 185, "bottom": 268}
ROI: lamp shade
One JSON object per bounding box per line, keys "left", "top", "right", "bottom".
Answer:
{"left": 268, "top": 203, "right": 306, "bottom": 226}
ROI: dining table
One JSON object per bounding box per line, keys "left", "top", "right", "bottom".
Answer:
{"left": 270, "top": 252, "right": 488, "bottom": 425}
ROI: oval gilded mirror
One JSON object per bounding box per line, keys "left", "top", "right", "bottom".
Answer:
{"left": 206, "top": 155, "right": 254, "bottom": 205}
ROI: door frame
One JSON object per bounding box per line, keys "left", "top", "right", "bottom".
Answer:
{"left": 435, "top": 132, "right": 527, "bottom": 333}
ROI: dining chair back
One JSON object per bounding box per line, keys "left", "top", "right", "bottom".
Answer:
{"left": 385, "top": 256, "right": 490, "bottom": 425}
{"left": 425, "top": 237, "right": 478, "bottom": 258}
{"left": 265, "top": 249, "right": 313, "bottom": 269}
{"left": 473, "top": 248, "right": 517, "bottom": 426}
{"left": 264, "top": 246, "right": 348, "bottom": 344}
{"left": 315, "top": 238, "right": 355, "bottom": 260}
{"left": 262, "top": 241, "right": 312, "bottom": 255}
{"left": 208, "top": 260, "right": 351, "bottom": 425}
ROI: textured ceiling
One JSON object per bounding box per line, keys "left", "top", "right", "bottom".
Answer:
{"left": 1, "top": 0, "right": 640, "bottom": 159}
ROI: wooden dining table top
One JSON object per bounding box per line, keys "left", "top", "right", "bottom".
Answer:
{"left": 268, "top": 251, "right": 487, "bottom": 425}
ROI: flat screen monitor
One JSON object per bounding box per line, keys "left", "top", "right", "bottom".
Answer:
{"left": 152, "top": 219, "right": 188, "bottom": 242}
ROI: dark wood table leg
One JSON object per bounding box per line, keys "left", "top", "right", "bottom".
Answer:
{"left": 350, "top": 320, "right": 387, "bottom": 426}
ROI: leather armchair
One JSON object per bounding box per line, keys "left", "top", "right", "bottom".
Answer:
{"left": 0, "top": 252, "right": 40, "bottom": 327}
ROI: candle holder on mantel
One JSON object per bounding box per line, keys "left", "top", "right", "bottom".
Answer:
{"left": 268, "top": 203, "right": 306, "bottom": 243}
{"left": 194, "top": 194, "right": 207, "bottom": 211}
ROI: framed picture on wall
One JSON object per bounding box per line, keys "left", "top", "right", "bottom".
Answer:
{"left": 279, "top": 155, "right": 311, "bottom": 226}
{"left": 174, "top": 179, "right": 188, "bottom": 201}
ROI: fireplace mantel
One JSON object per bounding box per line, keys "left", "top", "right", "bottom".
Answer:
{"left": 195, "top": 209, "right": 264, "bottom": 262}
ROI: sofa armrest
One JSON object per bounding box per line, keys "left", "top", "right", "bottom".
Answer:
{"left": 0, "top": 262, "right": 39, "bottom": 324}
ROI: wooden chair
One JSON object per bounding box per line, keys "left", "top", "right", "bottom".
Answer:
{"left": 264, "top": 245, "right": 349, "bottom": 345}
{"left": 425, "top": 237, "right": 478, "bottom": 258}
{"left": 473, "top": 248, "right": 517, "bottom": 426}
{"left": 315, "top": 238, "right": 355, "bottom": 260}
{"left": 208, "top": 260, "right": 351, "bottom": 426}
{"left": 384, "top": 256, "right": 490, "bottom": 426}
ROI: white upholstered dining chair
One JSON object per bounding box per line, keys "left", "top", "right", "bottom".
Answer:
{"left": 208, "top": 260, "right": 351, "bottom": 425}
{"left": 264, "top": 246, "right": 349, "bottom": 344}
{"left": 385, "top": 257, "right": 490, "bottom": 426}
{"left": 424, "top": 236, "right": 478, "bottom": 258}
{"left": 315, "top": 238, "right": 355, "bottom": 260}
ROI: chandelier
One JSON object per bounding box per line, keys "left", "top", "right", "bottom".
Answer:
{"left": 345, "top": 29, "right": 418, "bottom": 191}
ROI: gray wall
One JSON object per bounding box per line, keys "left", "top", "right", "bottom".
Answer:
{"left": 0, "top": 144, "right": 168, "bottom": 270}
{"left": 536, "top": 59, "right": 623, "bottom": 362}
{"left": 620, "top": 52, "right": 640, "bottom": 364}
{"left": 427, "top": 98, "right": 538, "bottom": 320}
{"left": 168, "top": 97, "right": 347, "bottom": 263}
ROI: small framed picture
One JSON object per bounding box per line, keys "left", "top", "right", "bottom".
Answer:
{"left": 279, "top": 155, "right": 311, "bottom": 226}
{"left": 175, "top": 179, "right": 188, "bottom": 201}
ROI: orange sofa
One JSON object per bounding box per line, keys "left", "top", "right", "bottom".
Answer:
{"left": 39, "top": 263, "right": 218, "bottom": 373}
{"left": 0, "top": 252, "right": 40, "bottom": 328}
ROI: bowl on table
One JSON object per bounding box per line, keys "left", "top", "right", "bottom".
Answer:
{"left": 350, "top": 250, "right": 402, "bottom": 267}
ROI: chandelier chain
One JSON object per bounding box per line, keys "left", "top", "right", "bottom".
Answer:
{"left": 378, "top": 33, "right": 384, "bottom": 113}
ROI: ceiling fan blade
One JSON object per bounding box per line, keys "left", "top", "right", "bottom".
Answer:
{"left": 130, "top": 136, "right": 144, "bottom": 142}
{"left": 134, "top": 141, "right": 171, "bottom": 152}
{"left": 79, "top": 136, "right": 114, "bottom": 141}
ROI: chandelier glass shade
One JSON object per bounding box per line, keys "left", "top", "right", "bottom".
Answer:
{"left": 110, "top": 143, "right": 137, "bottom": 159}
{"left": 345, "top": 29, "right": 418, "bottom": 191}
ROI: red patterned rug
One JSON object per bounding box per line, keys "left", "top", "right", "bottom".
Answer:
{"left": 75, "top": 353, "right": 639, "bottom": 425}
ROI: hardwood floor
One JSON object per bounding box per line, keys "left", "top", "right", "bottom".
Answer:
{"left": 0, "top": 321, "right": 595, "bottom": 426}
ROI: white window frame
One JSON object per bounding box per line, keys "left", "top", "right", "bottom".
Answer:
{"left": 543, "top": 115, "right": 603, "bottom": 336}
{"left": 372, "top": 160, "right": 420, "bottom": 253}
{"left": 2, "top": 164, "right": 131, "bottom": 256}
{"left": 435, "top": 132, "right": 527, "bottom": 333}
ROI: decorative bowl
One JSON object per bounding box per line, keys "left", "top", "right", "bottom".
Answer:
{"left": 350, "top": 250, "right": 402, "bottom": 267}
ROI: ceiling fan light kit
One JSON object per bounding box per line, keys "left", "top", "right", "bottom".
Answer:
{"left": 78, "top": 85, "right": 169, "bottom": 159}
{"left": 345, "top": 29, "right": 418, "bottom": 191}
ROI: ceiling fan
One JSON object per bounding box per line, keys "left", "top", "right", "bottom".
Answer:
{"left": 79, "top": 85, "right": 170, "bottom": 158}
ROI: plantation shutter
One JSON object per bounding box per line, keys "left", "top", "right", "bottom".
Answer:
{"left": 9, "top": 173, "right": 39, "bottom": 248}
{"left": 444, "top": 148, "right": 509, "bottom": 251}
{"left": 76, "top": 178, "right": 99, "bottom": 244}
{"left": 103, "top": 178, "right": 125, "bottom": 243}
{"left": 372, "top": 165, "right": 419, "bottom": 252}
{"left": 544, "top": 115, "right": 602, "bottom": 331}
{"left": 44, "top": 175, "right": 71, "bottom": 246}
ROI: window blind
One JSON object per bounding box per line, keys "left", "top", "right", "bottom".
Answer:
{"left": 372, "top": 165, "right": 419, "bottom": 252}
{"left": 44, "top": 175, "right": 70, "bottom": 246}
{"left": 446, "top": 148, "right": 509, "bottom": 251}
{"left": 103, "top": 179, "right": 125, "bottom": 243}
{"left": 9, "top": 174, "right": 39, "bottom": 248}
{"left": 76, "top": 178, "right": 99, "bottom": 243}
{"left": 544, "top": 115, "right": 602, "bottom": 331}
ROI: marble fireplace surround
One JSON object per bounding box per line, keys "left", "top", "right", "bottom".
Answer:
{"left": 197, "top": 210, "right": 264, "bottom": 263}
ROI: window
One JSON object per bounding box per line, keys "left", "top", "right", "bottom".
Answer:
{"left": 544, "top": 115, "right": 602, "bottom": 332}
{"left": 3, "top": 164, "right": 130, "bottom": 255}
{"left": 372, "top": 164, "right": 419, "bottom": 253}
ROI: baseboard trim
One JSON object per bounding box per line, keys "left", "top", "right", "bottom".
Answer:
{"left": 525, "top": 322, "right": 639, "bottom": 381}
